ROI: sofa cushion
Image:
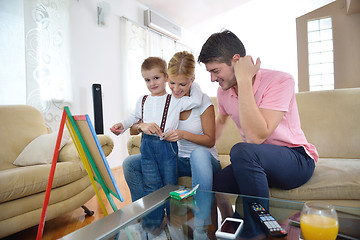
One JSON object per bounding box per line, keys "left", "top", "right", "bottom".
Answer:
{"left": 270, "top": 158, "right": 360, "bottom": 200}
{"left": 0, "top": 161, "right": 87, "bottom": 203}
{"left": 0, "top": 178, "right": 97, "bottom": 238}
{"left": 0, "top": 105, "right": 49, "bottom": 170}
{"left": 296, "top": 88, "right": 360, "bottom": 159}
{"left": 217, "top": 156, "right": 360, "bottom": 201}
{"left": 0, "top": 176, "right": 93, "bottom": 221}
{"left": 13, "top": 131, "right": 70, "bottom": 166}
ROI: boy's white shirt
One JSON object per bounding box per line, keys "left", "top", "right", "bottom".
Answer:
{"left": 121, "top": 82, "right": 203, "bottom": 133}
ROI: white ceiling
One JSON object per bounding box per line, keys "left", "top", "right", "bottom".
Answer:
{"left": 137, "top": 0, "right": 252, "bottom": 28}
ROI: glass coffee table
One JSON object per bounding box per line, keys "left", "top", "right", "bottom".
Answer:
{"left": 61, "top": 185, "right": 360, "bottom": 240}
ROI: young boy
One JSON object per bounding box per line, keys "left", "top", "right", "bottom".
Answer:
{"left": 111, "top": 57, "right": 202, "bottom": 197}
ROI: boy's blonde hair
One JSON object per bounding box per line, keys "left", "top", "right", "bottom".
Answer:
{"left": 168, "top": 51, "right": 195, "bottom": 79}
{"left": 141, "top": 57, "right": 167, "bottom": 76}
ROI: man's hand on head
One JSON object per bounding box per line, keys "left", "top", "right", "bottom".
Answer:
{"left": 234, "top": 56, "right": 261, "bottom": 85}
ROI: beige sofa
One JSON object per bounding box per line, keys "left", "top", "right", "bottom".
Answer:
{"left": 127, "top": 88, "right": 360, "bottom": 208}
{"left": 0, "top": 105, "right": 114, "bottom": 238}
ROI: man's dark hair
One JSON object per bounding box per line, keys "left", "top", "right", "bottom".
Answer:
{"left": 198, "top": 29, "right": 246, "bottom": 66}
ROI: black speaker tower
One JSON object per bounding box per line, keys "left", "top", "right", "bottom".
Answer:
{"left": 92, "top": 83, "right": 104, "bottom": 134}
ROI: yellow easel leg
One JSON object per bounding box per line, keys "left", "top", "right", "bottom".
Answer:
{"left": 66, "top": 118, "right": 108, "bottom": 216}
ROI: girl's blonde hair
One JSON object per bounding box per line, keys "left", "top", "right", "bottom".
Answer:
{"left": 167, "top": 51, "right": 195, "bottom": 79}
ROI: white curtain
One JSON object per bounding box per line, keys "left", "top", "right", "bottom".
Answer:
{"left": 24, "top": 0, "right": 71, "bottom": 132}
{"left": 118, "top": 17, "right": 192, "bottom": 155}
{"left": 119, "top": 17, "right": 191, "bottom": 121}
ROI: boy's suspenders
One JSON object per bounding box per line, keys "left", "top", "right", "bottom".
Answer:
{"left": 141, "top": 94, "right": 171, "bottom": 132}
{"left": 160, "top": 94, "right": 171, "bottom": 132}
{"left": 141, "top": 95, "right": 148, "bottom": 123}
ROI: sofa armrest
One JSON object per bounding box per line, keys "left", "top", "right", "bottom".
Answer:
{"left": 127, "top": 135, "right": 141, "bottom": 155}
{"left": 58, "top": 135, "right": 114, "bottom": 162}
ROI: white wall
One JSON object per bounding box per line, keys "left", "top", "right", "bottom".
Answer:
{"left": 70, "top": 0, "right": 149, "bottom": 168}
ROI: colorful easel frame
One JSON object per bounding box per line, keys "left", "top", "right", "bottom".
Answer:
{"left": 36, "top": 107, "right": 123, "bottom": 240}
{"left": 70, "top": 112, "right": 123, "bottom": 204}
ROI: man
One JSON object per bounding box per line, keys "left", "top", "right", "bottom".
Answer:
{"left": 198, "top": 29, "right": 317, "bottom": 238}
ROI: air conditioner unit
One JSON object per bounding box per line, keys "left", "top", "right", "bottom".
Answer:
{"left": 144, "top": 9, "right": 181, "bottom": 40}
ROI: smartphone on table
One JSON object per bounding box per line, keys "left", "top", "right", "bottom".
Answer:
{"left": 215, "top": 217, "right": 244, "bottom": 239}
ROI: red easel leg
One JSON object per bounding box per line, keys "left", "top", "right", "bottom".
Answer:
{"left": 36, "top": 108, "right": 67, "bottom": 240}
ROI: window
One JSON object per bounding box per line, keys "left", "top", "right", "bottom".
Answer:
{"left": 307, "top": 17, "right": 334, "bottom": 91}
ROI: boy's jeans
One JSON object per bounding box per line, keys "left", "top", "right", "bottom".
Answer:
{"left": 124, "top": 145, "right": 222, "bottom": 229}
{"left": 140, "top": 133, "right": 178, "bottom": 196}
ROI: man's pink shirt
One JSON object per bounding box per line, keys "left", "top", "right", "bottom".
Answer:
{"left": 217, "top": 68, "right": 319, "bottom": 162}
